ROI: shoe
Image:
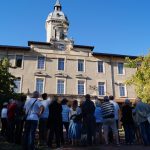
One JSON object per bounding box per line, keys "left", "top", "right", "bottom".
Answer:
{"left": 55, "top": 147, "right": 62, "bottom": 150}
{"left": 55, "top": 145, "right": 63, "bottom": 150}
{"left": 130, "top": 142, "right": 134, "bottom": 145}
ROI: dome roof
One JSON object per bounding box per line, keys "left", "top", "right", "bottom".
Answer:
{"left": 46, "top": 0, "right": 68, "bottom": 23}
{"left": 46, "top": 11, "right": 68, "bottom": 22}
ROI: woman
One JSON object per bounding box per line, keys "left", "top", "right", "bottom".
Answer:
{"left": 1, "top": 102, "right": 8, "bottom": 137}
{"left": 68, "top": 100, "right": 82, "bottom": 146}
{"left": 94, "top": 100, "right": 103, "bottom": 144}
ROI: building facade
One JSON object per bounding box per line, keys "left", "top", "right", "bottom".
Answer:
{"left": 0, "top": 0, "right": 137, "bottom": 102}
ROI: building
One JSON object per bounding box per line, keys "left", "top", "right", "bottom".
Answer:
{"left": 0, "top": 0, "right": 137, "bottom": 102}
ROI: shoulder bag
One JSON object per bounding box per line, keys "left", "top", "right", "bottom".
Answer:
{"left": 23, "top": 99, "right": 37, "bottom": 121}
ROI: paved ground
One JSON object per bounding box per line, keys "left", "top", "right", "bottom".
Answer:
{"left": 0, "top": 141, "right": 150, "bottom": 150}
{"left": 0, "top": 134, "right": 150, "bottom": 150}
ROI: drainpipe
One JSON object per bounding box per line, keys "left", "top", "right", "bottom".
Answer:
{"left": 110, "top": 57, "right": 115, "bottom": 97}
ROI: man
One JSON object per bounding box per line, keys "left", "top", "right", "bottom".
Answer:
{"left": 61, "top": 98, "right": 71, "bottom": 144}
{"left": 14, "top": 95, "right": 26, "bottom": 144}
{"left": 109, "top": 95, "right": 120, "bottom": 142}
{"left": 23, "top": 91, "right": 44, "bottom": 150}
{"left": 47, "top": 96, "right": 63, "bottom": 148}
{"left": 101, "top": 96, "right": 119, "bottom": 146}
{"left": 135, "top": 97, "right": 150, "bottom": 146}
{"left": 81, "top": 94, "right": 95, "bottom": 146}
{"left": 39, "top": 93, "right": 51, "bottom": 146}
{"left": 109, "top": 95, "right": 120, "bottom": 128}
{"left": 121, "top": 99, "right": 134, "bottom": 144}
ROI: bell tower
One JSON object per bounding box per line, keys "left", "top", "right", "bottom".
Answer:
{"left": 46, "top": 0, "right": 69, "bottom": 42}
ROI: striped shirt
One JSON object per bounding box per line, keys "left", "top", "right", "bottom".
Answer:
{"left": 101, "top": 101, "right": 115, "bottom": 119}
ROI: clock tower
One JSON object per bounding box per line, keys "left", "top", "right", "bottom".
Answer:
{"left": 46, "top": 0, "right": 70, "bottom": 42}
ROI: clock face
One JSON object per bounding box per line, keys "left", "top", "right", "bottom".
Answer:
{"left": 57, "top": 44, "right": 65, "bottom": 50}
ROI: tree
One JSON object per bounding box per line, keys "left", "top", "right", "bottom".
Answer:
{"left": 0, "top": 57, "right": 16, "bottom": 103}
{"left": 125, "top": 53, "right": 150, "bottom": 103}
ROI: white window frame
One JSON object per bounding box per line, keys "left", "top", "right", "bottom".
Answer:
{"left": 77, "top": 59, "right": 85, "bottom": 72}
{"left": 97, "top": 61, "right": 105, "bottom": 73}
{"left": 118, "top": 83, "right": 127, "bottom": 97}
{"left": 14, "top": 76, "right": 22, "bottom": 93}
{"left": 15, "top": 54, "right": 24, "bottom": 69}
{"left": 57, "top": 58, "right": 65, "bottom": 71}
{"left": 37, "top": 56, "right": 46, "bottom": 70}
{"left": 97, "top": 81, "right": 106, "bottom": 96}
{"left": 77, "top": 79, "right": 86, "bottom": 95}
{"left": 35, "top": 77, "right": 45, "bottom": 94}
{"left": 56, "top": 78, "right": 66, "bottom": 94}
{"left": 117, "top": 62, "right": 125, "bottom": 75}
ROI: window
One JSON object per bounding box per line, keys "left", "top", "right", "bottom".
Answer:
{"left": 58, "top": 58, "right": 64, "bottom": 70}
{"left": 98, "top": 82, "right": 105, "bottom": 96}
{"left": 57, "top": 80, "right": 65, "bottom": 94}
{"left": 16, "top": 55, "right": 23, "bottom": 68}
{"left": 78, "top": 80, "right": 85, "bottom": 95}
{"left": 36, "top": 78, "right": 44, "bottom": 94}
{"left": 58, "top": 44, "right": 65, "bottom": 50}
{"left": 118, "top": 62, "right": 124, "bottom": 74}
{"left": 14, "top": 78, "right": 21, "bottom": 93}
{"left": 78, "top": 59, "right": 84, "bottom": 72}
{"left": 98, "top": 61, "right": 104, "bottom": 73}
{"left": 37, "top": 56, "right": 45, "bottom": 69}
{"left": 119, "top": 83, "right": 126, "bottom": 97}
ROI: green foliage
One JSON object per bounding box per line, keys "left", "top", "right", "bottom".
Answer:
{"left": 0, "top": 57, "right": 16, "bottom": 103}
{"left": 125, "top": 53, "right": 150, "bottom": 103}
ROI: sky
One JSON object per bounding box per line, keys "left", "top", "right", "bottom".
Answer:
{"left": 0, "top": 0, "right": 150, "bottom": 56}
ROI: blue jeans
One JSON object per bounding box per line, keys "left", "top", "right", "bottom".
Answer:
{"left": 139, "top": 120, "right": 150, "bottom": 145}
{"left": 23, "top": 120, "right": 38, "bottom": 150}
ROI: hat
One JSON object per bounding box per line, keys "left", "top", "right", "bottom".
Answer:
{"left": 125, "top": 99, "right": 130, "bottom": 104}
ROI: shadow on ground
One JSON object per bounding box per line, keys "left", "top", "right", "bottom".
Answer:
{"left": 0, "top": 136, "right": 149, "bottom": 150}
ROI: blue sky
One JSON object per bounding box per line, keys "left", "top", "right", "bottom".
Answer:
{"left": 0, "top": 0, "right": 150, "bottom": 56}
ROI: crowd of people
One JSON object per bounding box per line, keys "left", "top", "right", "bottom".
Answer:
{"left": 0, "top": 91, "right": 150, "bottom": 150}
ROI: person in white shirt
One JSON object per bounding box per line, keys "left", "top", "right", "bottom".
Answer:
{"left": 1, "top": 102, "right": 8, "bottom": 136}
{"left": 109, "top": 95, "right": 120, "bottom": 143}
{"left": 68, "top": 100, "right": 82, "bottom": 145}
{"left": 39, "top": 93, "right": 51, "bottom": 145}
{"left": 23, "top": 91, "right": 44, "bottom": 150}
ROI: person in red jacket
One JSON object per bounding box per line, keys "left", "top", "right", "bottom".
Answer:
{"left": 7, "top": 99, "right": 17, "bottom": 143}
